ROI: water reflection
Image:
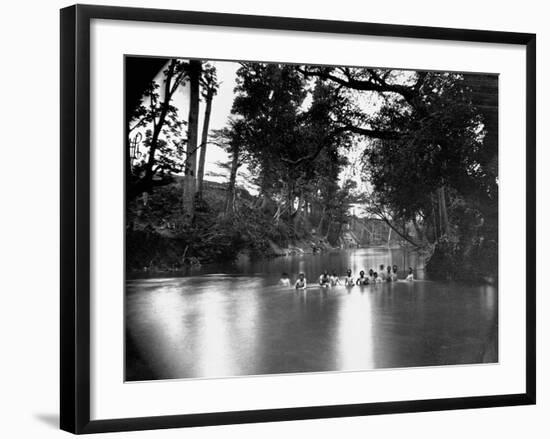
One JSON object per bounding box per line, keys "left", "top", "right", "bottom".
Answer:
{"left": 126, "top": 248, "right": 497, "bottom": 381}
{"left": 336, "top": 288, "right": 374, "bottom": 370}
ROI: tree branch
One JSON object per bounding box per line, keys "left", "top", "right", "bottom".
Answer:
{"left": 279, "top": 124, "right": 401, "bottom": 167}
{"left": 368, "top": 204, "right": 423, "bottom": 248}
{"left": 129, "top": 116, "right": 148, "bottom": 133}
{"left": 298, "top": 67, "right": 415, "bottom": 102}
{"left": 335, "top": 125, "right": 402, "bottom": 139}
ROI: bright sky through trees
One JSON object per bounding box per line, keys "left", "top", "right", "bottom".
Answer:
{"left": 140, "top": 59, "right": 384, "bottom": 196}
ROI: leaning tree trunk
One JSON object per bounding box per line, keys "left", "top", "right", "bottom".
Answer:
{"left": 324, "top": 219, "right": 332, "bottom": 240}
{"left": 140, "top": 60, "right": 176, "bottom": 196}
{"left": 183, "top": 60, "right": 201, "bottom": 224}
{"left": 196, "top": 86, "right": 214, "bottom": 200}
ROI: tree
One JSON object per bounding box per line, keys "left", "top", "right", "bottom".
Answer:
{"left": 363, "top": 73, "right": 488, "bottom": 229}
{"left": 299, "top": 65, "right": 498, "bottom": 278}
{"left": 196, "top": 64, "right": 219, "bottom": 200}
{"left": 182, "top": 60, "right": 202, "bottom": 224}
{"left": 127, "top": 59, "right": 187, "bottom": 200}
{"left": 297, "top": 79, "right": 353, "bottom": 239}
{"left": 230, "top": 63, "right": 354, "bottom": 241}
{"left": 209, "top": 121, "right": 247, "bottom": 217}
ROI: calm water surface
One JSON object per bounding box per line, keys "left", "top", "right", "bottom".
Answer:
{"left": 125, "top": 247, "right": 497, "bottom": 381}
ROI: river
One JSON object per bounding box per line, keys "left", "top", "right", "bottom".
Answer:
{"left": 125, "top": 247, "right": 498, "bottom": 381}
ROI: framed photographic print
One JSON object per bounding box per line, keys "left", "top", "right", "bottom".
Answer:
{"left": 60, "top": 4, "right": 536, "bottom": 434}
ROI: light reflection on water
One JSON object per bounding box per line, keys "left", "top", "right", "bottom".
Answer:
{"left": 125, "top": 248, "right": 497, "bottom": 381}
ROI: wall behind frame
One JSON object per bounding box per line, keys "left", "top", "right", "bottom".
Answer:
{"left": 0, "top": 0, "right": 546, "bottom": 438}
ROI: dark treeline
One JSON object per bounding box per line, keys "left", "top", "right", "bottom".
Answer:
{"left": 126, "top": 57, "right": 498, "bottom": 282}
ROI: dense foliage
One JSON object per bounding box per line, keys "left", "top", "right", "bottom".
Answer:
{"left": 126, "top": 58, "right": 498, "bottom": 281}
{"left": 361, "top": 72, "right": 498, "bottom": 279}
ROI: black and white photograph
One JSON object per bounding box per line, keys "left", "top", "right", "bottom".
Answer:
{"left": 0, "top": 0, "right": 544, "bottom": 436}
{"left": 125, "top": 56, "right": 499, "bottom": 382}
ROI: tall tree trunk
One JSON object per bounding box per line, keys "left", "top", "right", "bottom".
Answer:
{"left": 324, "top": 218, "right": 332, "bottom": 240}
{"left": 412, "top": 217, "right": 426, "bottom": 243}
{"left": 431, "top": 194, "right": 440, "bottom": 240}
{"left": 293, "top": 195, "right": 304, "bottom": 229}
{"left": 183, "top": 60, "right": 201, "bottom": 224}
{"left": 317, "top": 208, "right": 326, "bottom": 235}
{"left": 196, "top": 86, "right": 214, "bottom": 200}
{"left": 225, "top": 144, "right": 240, "bottom": 216}
{"left": 335, "top": 223, "right": 344, "bottom": 245}
{"left": 438, "top": 186, "right": 449, "bottom": 236}
{"left": 286, "top": 180, "right": 294, "bottom": 222}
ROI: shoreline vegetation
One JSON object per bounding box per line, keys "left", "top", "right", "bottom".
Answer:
{"left": 126, "top": 59, "right": 498, "bottom": 283}
{"left": 126, "top": 178, "right": 375, "bottom": 273}
{"left": 126, "top": 178, "right": 493, "bottom": 285}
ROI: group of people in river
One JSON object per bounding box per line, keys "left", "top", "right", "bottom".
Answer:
{"left": 279, "top": 264, "right": 415, "bottom": 289}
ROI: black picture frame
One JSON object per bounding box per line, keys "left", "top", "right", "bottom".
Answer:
{"left": 60, "top": 4, "right": 536, "bottom": 434}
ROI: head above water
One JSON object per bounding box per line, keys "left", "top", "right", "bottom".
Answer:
{"left": 281, "top": 272, "right": 289, "bottom": 278}
{"left": 380, "top": 264, "right": 384, "bottom": 270}
{"left": 369, "top": 268, "right": 374, "bottom": 276}
{"left": 408, "top": 267, "right": 413, "bottom": 274}
{"left": 359, "top": 270, "right": 365, "bottom": 276}
{"left": 393, "top": 265, "right": 398, "bottom": 273}
{"left": 374, "top": 272, "right": 378, "bottom": 278}
{"left": 299, "top": 272, "right": 305, "bottom": 279}
{"left": 347, "top": 269, "right": 352, "bottom": 276}
{"left": 387, "top": 266, "right": 392, "bottom": 272}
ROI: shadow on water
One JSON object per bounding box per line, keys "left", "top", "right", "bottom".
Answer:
{"left": 125, "top": 247, "right": 498, "bottom": 381}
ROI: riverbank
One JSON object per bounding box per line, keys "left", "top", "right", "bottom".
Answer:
{"left": 126, "top": 179, "right": 350, "bottom": 273}
{"left": 126, "top": 179, "right": 497, "bottom": 282}
{"left": 265, "top": 237, "right": 338, "bottom": 256}
{"left": 126, "top": 231, "right": 340, "bottom": 275}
